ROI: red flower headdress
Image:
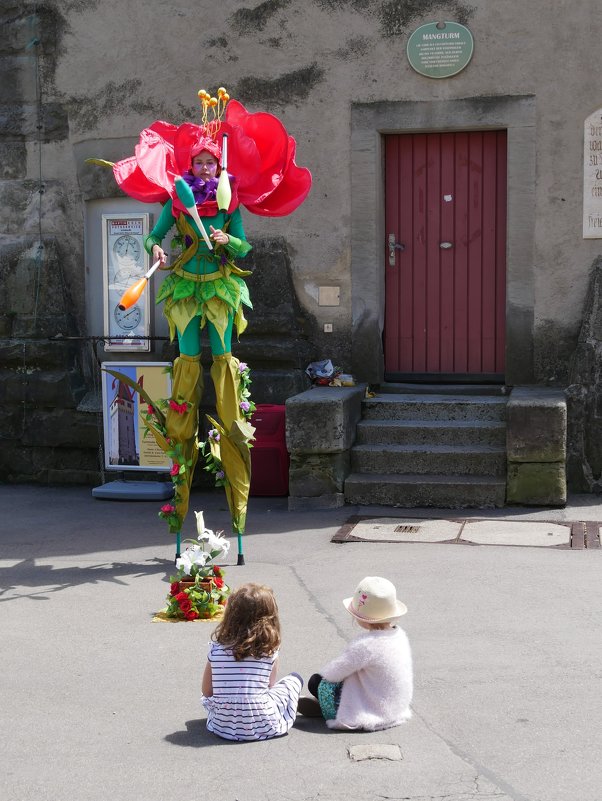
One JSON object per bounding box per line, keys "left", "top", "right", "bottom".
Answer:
{"left": 112, "top": 87, "right": 312, "bottom": 219}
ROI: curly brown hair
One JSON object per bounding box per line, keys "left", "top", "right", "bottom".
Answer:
{"left": 212, "top": 583, "right": 281, "bottom": 661}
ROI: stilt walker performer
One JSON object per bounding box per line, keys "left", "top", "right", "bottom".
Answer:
{"left": 97, "top": 88, "right": 311, "bottom": 562}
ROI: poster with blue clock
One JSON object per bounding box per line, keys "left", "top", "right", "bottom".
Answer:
{"left": 102, "top": 213, "right": 151, "bottom": 351}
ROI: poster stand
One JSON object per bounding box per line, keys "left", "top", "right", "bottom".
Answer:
{"left": 93, "top": 361, "right": 174, "bottom": 503}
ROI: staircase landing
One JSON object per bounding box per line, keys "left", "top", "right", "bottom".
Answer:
{"left": 344, "top": 386, "right": 507, "bottom": 508}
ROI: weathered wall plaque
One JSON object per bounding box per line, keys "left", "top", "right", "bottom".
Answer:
{"left": 407, "top": 21, "right": 474, "bottom": 79}
{"left": 583, "top": 109, "right": 602, "bottom": 238}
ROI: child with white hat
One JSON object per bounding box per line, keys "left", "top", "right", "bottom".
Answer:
{"left": 298, "top": 576, "right": 413, "bottom": 730}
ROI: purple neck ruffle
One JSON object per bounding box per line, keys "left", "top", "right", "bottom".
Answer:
{"left": 182, "top": 172, "right": 219, "bottom": 204}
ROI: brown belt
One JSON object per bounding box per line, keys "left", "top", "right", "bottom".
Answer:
{"left": 173, "top": 266, "right": 223, "bottom": 283}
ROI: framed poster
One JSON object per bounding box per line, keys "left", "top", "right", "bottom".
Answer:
{"left": 101, "top": 361, "right": 172, "bottom": 472}
{"left": 102, "top": 213, "right": 151, "bottom": 351}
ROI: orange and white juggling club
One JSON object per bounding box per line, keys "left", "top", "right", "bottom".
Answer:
{"left": 216, "top": 133, "right": 231, "bottom": 212}
{"left": 117, "top": 258, "right": 162, "bottom": 311}
{"left": 175, "top": 176, "right": 213, "bottom": 250}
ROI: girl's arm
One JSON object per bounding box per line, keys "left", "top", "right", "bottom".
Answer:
{"left": 201, "top": 661, "right": 213, "bottom": 697}
{"left": 144, "top": 200, "right": 175, "bottom": 256}
{"left": 320, "top": 640, "right": 371, "bottom": 683}
{"left": 223, "top": 207, "right": 252, "bottom": 258}
{"left": 268, "top": 657, "right": 279, "bottom": 688}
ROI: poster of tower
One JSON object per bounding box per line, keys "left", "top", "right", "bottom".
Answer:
{"left": 101, "top": 362, "right": 172, "bottom": 471}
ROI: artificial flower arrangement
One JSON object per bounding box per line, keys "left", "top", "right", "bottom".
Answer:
{"left": 164, "top": 511, "right": 231, "bottom": 620}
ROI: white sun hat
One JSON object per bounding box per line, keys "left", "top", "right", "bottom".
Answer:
{"left": 343, "top": 576, "right": 407, "bottom": 623}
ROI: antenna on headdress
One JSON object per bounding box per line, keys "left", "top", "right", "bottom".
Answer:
{"left": 197, "top": 86, "right": 230, "bottom": 139}
{"left": 198, "top": 86, "right": 232, "bottom": 211}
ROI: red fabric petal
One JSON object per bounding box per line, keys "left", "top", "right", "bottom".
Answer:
{"left": 134, "top": 126, "right": 178, "bottom": 189}
{"left": 112, "top": 156, "right": 170, "bottom": 203}
{"left": 225, "top": 100, "right": 290, "bottom": 202}
{"left": 243, "top": 137, "right": 312, "bottom": 216}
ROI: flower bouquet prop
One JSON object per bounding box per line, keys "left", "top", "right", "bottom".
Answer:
{"left": 163, "top": 511, "right": 231, "bottom": 621}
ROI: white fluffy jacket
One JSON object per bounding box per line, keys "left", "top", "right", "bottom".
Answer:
{"left": 320, "top": 626, "right": 413, "bottom": 731}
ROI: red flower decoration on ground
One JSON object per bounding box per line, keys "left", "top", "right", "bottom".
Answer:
{"left": 170, "top": 582, "right": 180, "bottom": 595}
{"left": 185, "top": 610, "right": 198, "bottom": 620}
{"left": 214, "top": 577, "right": 224, "bottom": 589}
{"left": 179, "top": 599, "right": 192, "bottom": 613}
{"left": 175, "top": 591, "right": 188, "bottom": 602}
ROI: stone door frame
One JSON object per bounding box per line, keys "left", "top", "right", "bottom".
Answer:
{"left": 350, "top": 95, "right": 536, "bottom": 386}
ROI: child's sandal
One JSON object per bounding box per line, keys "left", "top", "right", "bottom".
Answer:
{"left": 297, "top": 696, "right": 323, "bottom": 717}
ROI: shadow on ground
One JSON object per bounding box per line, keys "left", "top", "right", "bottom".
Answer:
{"left": 0, "top": 556, "right": 173, "bottom": 601}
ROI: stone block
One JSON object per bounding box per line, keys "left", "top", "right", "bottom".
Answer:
{"left": 0, "top": 15, "right": 38, "bottom": 54}
{"left": 288, "top": 492, "right": 345, "bottom": 510}
{"left": 0, "top": 181, "right": 66, "bottom": 235}
{"left": 0, "top": 339, "right": 79, "bottom": 369}
{"left": 0, "top": 368, "right": 86, "bottom": 407}
{"left": 286, "top": 385, "right": 365, "bottom": 453}
{"left": 0, "top": 57, "right": 37, "bottom": 103}
{"left": 0, "top": 102, "right": 68, "bottom": 141}
{"left": 506, "top": 462, "right": 567, "bottom": 507}
{"left": 506, "top": 387, "right": 566, "bottom": 462}
{"left": 47, "top": 468, "right": 102, "bottom": 486}
{"left": 289, "top": 451, "right": 350, "bottom": 496}
{"left": 0, "top": 443, "right": 43, "bottom": 482}
{"left": 32, "top": 446, "right": 99, "bottom": 472}
{"left": 0, "top": 142, "right": 26, "bottom": 179}
{"left": 22, "top": 409, "right": 100, "bottom": 448}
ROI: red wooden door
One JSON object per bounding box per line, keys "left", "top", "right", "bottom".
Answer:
{"left": 384, "top": 131, "right": 507, "bottom": 377}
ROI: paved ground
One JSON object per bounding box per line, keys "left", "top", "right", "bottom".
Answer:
{"left": 1, "top": 485, "right": 601, "bottom": 801}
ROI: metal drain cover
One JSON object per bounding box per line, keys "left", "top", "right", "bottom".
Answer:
{"left": 349, "top": 518, "right": 461, "bottom": 542}
{"left": 461, "top": 520, "right": 570, "bottom": 547}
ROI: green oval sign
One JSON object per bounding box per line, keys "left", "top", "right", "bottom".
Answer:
{"left": 407, "top": 21, "right": 474, "bottom": 79}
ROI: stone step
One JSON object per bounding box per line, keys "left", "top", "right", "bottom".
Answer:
{"left": 377, "top": 382, "right": 507, "bottom": 397}
{"left": 344, "top": 473, "right": 506, "bottom": 508}
{"left": 351, "top": 443, "right": 507, "bottom": 476}
{"left": 355, "top": 419, "right": 506, "bottom": 446}
{"left": 362, "top": 394, "right": 507, "bottom": 422}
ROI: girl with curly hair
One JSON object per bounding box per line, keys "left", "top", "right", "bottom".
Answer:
{"left": 201, "top": 583, "right": 302, "bottom": 740}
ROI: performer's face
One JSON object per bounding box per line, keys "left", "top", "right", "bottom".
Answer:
{"left": 191, "top": 151, "right": 219, "bottom": 179}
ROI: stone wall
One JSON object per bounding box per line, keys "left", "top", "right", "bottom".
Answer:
{"left": 566, "top": 256, "right": 602, "bottom": 492}
{"left": 0, "top": 7, "right": 97, "bottom": 484}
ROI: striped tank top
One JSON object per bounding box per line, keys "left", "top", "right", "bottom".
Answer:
{"left": 202, "top": 642, "right": 302, "bottom": 741}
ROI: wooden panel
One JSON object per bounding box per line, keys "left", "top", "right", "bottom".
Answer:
{"left": 384, "top": 130, "right": 507, "bottom": 376}
{"left": 440, "top": 133, "right": 455, "bottom": 372}
{"left": 453, "top": 132, "right": 470, "bottom": 372}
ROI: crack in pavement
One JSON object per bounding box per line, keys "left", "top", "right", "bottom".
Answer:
{"left": 412, "top": 706, "right": 536, "bottom": 801}
{"left": 289, "top": 563, "right": 350, "bottom": 642}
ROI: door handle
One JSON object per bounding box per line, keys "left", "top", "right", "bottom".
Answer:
{"left": 388, "top": 233, "right": 405, "bottom": 266}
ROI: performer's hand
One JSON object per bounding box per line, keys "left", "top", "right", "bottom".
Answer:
{"left": 209, "top": 226, "right": 230, "bottom": 245}
{"left": 152, "top": 244, "right": 167, "bottom": 264}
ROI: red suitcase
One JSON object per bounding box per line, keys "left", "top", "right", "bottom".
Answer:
{"left": 249, "top": 404, "right": 289, "bottom": 496}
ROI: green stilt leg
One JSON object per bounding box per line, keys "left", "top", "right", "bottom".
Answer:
{"left": 236, "top": 531, "right": 245, "bottom": 565}
{"left": 175, "top": 531, "right": 181, "bottom": 563}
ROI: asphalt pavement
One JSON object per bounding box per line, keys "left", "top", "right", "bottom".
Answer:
{"left": 1, "top": 484, "right": 601, "bottom": 801}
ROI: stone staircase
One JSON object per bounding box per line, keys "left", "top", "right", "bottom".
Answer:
{"left": 344, "top": 384, "right": 508, "bottom": 507}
